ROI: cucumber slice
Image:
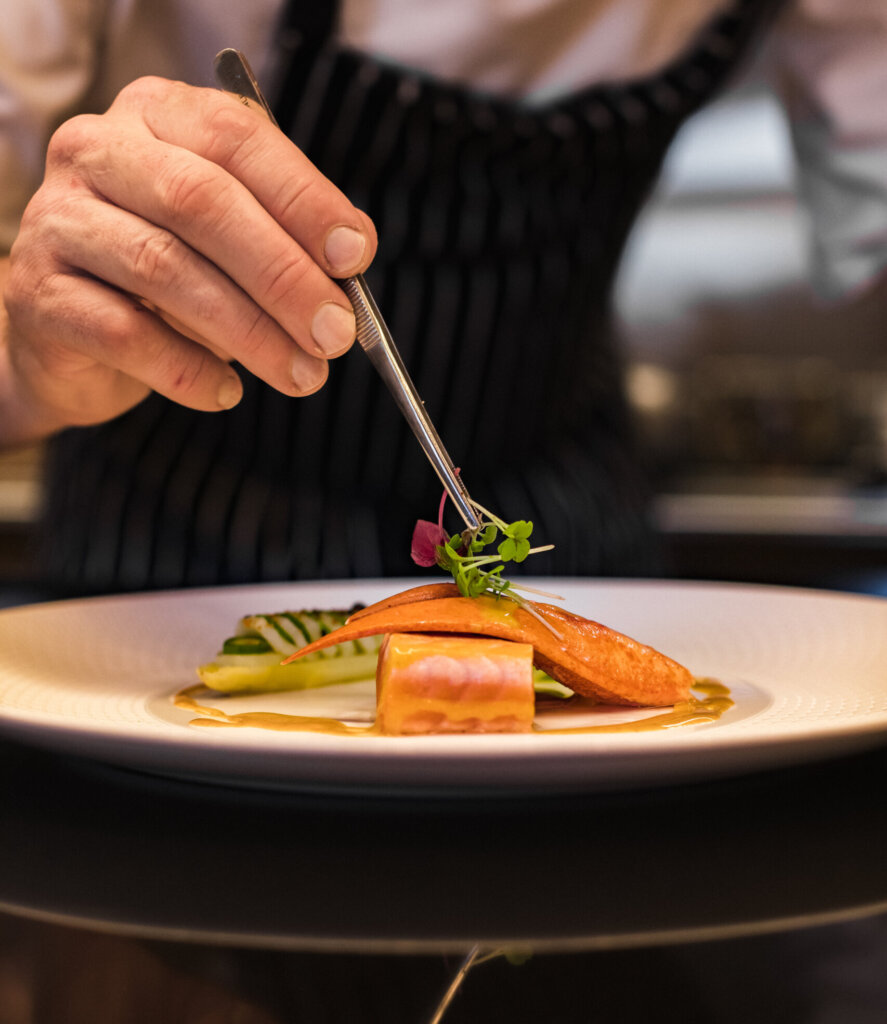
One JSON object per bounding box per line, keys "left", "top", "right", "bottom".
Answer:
{"left": 198, "top": 606, "right": 380, "bottom": 693}
{"left": 198, "top": 651, "right": 380, "bottom": 693}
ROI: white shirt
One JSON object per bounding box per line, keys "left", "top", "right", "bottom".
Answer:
{"left": 2, "top": 0, "right": 887, "bottom": 296}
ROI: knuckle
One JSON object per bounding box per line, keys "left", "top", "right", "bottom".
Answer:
{"left": 97, "top": 301, "right": 146, "bottom": 356}
{"left": 273, "top": 176, "right": 315, "bottom": 228}
{"left": 19, "top": 174, "right": 92, "bottom": 243}
{"left": 4, "top": 242, "right": 65, "bottom": 322}
{"left": 46, "top": 114, "right": 103, "bottom": 169}
{"left": 3, "top": 260, "right": 35, "bottom": 315}
{"left": 201, "top": 96, "right": 264, "bottom": 164}
{"left": 3, "top": 260, "right": 43, "bottom": 322}
{"left": 98, "top": 299, "right": 216, "bottom": 402}
{"left": 129, "top": 230, "right": 179, "bottom": 291}
{"left": 113, "top": 75, "right": 177, "bottom": 111}
{"left": 231, "top": 306, "right": 274, "bottom": 359}
{"left": 156, "top": 158, "right": 228, "bottom": 223}
{"left": 167, "top": 347, "right": 215, "bottom": 399}
{"left": 259, "top": 250, "right": 313, "bottom": 307}
{"left": 146, "top": 328, "right": 219, "bottom": 403}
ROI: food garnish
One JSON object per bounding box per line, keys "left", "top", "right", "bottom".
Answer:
{"left": 412, "top": 494, "right": 556, "bottom": 601}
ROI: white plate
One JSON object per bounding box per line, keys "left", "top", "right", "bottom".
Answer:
{"left": 0, "top": 578, "right": 886, "bottom": 793}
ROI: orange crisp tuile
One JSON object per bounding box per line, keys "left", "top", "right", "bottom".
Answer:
{"left": 284, "top": 585, "right": 693, "bottom": 707}
{"left": 375, "top": 633, "right": 535, "bottom": 735}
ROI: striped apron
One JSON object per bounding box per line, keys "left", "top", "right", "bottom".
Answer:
{"left": 37, "top": 0, "right": 777, "bottom": 595}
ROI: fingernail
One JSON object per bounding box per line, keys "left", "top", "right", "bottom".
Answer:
{"left": 324, "top": 225, "right": 366, "bottom": 275}
{"left": 217, "top": 373, "right": 243, "bottom": 409}
{"left": 291, "top": 354, "right": 328, "bottom": 394}
{"left": 311, "top": 301, "right": 355, "bottom": 356}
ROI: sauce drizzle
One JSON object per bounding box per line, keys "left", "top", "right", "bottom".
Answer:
{"left": 173, "top": 679, "right": 732, "bottom": 737}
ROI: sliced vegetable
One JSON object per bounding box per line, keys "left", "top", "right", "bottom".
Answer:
{"left": 198, "top": 607, "right": 381, "bottom": 693}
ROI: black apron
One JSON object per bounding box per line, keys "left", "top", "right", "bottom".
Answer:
{"left": 37, "top": 0, "right": 778, "bottom": 595}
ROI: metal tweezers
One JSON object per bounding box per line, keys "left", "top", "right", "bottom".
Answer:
{"left": 214, "top": 48, "right": 481, "bottom": 531}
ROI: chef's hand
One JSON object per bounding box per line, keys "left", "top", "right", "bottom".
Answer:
{"left": 0, "top": 76, "right": 376, "bottom": 444}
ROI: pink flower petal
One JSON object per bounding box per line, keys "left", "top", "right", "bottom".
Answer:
{"left": 411, "top": 519, "right": 448, "bottom": 567}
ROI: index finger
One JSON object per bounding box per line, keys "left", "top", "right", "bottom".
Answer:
{"left": 112, "top": 78, "right": 377, "bottom": 279}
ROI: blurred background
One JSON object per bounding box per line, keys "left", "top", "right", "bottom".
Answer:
{"left": 618, "top": 66, "right": 887, "bottom": 593}
{"left": 2, "top": 64, "right": 886, "bottom": 596}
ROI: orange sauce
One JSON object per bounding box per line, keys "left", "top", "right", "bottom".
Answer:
{"left": 532, "top": 679, "right": 732, "bottom": 734}
{"left": 173, "top": 679, "right": 732, "bottom": 736}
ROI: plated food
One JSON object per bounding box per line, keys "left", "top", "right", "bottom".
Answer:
{"left": 190, "top": 582, "right": 728, "bottom": 738}
{"left": 186, "top": 500, "right": 731, "bottom": 737}
{"left": 21, "top": 577, "right": 872, "bottom": 792}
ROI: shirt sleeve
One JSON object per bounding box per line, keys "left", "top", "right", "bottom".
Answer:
{"left": 0, "top": 0, "right": 107, "bottom": 254}
{"left": 769, "top": 0, "right": 887, "bottom": 299}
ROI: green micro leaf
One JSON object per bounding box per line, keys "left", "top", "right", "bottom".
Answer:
{"left": 413, "top": 498, "right": 553, "bottom": 604}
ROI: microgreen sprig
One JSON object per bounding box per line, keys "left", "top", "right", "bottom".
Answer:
{"left": 411, "top": 496, "right": 561, "bottom": 610}
{"left": 437, "top": 503, "right": 554, "bottom": 600}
